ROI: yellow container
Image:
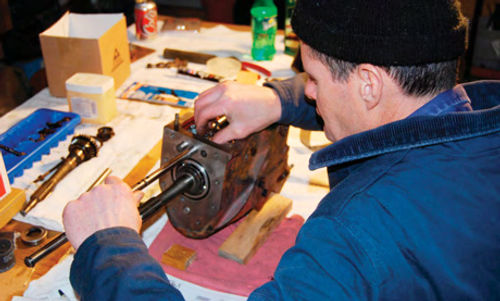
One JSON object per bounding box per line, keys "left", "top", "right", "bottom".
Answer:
{"left": 65, "top": 73, "right": 117, "bottom": 124}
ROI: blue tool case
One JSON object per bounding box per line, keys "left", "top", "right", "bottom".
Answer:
{"left": 0, "top": 108, "right": 80, "bottom": 183}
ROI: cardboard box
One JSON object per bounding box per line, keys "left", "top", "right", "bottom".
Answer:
{"left": 40, "top": 12, "right": 131, "bottom": 97}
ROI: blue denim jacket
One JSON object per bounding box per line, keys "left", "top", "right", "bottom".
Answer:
{"left": 70, "top": 78, "right": 500, "bottom": 300}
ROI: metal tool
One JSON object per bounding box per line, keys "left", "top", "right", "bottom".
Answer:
{"left": 21, "top": 127, "right": 114, "bottom": 216}
{"left": 24, "top": 168, "right": 112, "bottom": 267}
{"left": 29, "top": 117, "right": 71, "bottom": 142}
{"left": 163, "top": 48, "right": 216, "bottom": 64}
{"left": 24, "top": 144, "right": 199, "bottom": 267}
{"left": 0, "top": 144, "right": 26, "bottom": 156}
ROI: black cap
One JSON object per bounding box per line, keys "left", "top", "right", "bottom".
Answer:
{"left": 292, "top": 0, "right": 468, "bottom": 66}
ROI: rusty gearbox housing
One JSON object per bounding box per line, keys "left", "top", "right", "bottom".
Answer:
{"left": 159, "top": 115, "right": 291, "bottom": 238}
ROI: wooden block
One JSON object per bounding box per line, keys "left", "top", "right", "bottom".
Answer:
{"left": 219, "top": 193, "right": 292, "bottom": 264}
{"left": 161, "top": 244, "right": 196, "bottom": 270}
{"left": 0, "top": 188, "right": 26, "bottom": 229}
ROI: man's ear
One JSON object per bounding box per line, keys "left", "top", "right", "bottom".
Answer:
{"left": 356, "top": 64, "right": 384, "bottom": 110}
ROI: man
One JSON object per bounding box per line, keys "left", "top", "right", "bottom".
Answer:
{"left": 63, "top": 0, "right": 500, "bottom": 300}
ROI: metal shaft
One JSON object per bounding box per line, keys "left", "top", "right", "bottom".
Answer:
{"left": 132, "top": 145, "right": 197, "bottom": 191}
{"left": 24, "top": 168, "right": 111, "bottom": 268}
{"left": 24, "top": 233, "right": 67, "bottom": 267}
{"left": 139, "top": 174, "right": 194, "bottom": 221}
{"left": 24, "top": 145, "right": 198, "bottom": 267}
{"left": 22, "top": 155, "right": 80, "bottom": 215}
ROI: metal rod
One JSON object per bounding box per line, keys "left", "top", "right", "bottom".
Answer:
{"left": 24, "top": 168, "right": 112, "bottom": 268}
{"left": 24, "top": 145, "right": 198, "bottom": 267}
{"left": 132, "top": 145, "right": 197, "bottom": 191}
{"left": 139, "top": 174, "right": 194, "bottom": 221}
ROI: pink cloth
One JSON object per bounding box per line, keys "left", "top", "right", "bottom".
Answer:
{"left": 148, "top": 215, "right": 304, "bottom": 296}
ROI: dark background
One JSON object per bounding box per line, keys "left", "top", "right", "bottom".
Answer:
{"left": 0, "top": 0, "right": 498, "bottom": 117}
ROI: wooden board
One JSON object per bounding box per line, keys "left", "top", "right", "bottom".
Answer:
{"left": 123, "top": 139, "right": 163, "bottom": 187}
{"left": 219, "top": 193, "right": 292, "bottom": 264}
{"left": 0, "top": 220, "right": 72, "bottom": 301}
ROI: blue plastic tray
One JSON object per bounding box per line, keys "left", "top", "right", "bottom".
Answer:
{"left": 0, "top": 108, "right": 81, "bottom": 183}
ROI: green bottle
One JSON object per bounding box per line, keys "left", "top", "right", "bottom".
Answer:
{"left": 251, "top": 0, "right": 278, "bottom": 61}
{"left": 284, "top": 0, "right": 298, "bottom": 56}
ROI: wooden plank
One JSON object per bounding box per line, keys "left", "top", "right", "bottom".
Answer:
{"left": 219, "top": 193, "right": 292, "bottom": 264}
{"left": 0, "top": 221, "right": 72, "bottom": 301}
{"left": 123, "top": 139, "right": 163, "bottom": 187}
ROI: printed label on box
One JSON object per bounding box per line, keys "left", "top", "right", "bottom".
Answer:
{"left": 70, "top": 97, "right": 98, "bottom": 118}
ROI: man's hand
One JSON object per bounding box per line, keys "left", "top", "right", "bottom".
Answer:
{"left": 194, "top": 81, "right": 282, "bottom": 144}
{"left": 62, "top": 176, "right": 144, "bottom": 251}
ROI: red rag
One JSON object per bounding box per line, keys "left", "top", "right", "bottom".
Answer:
{"left": 148, "top": 215, "right": 304, "bottom": 296}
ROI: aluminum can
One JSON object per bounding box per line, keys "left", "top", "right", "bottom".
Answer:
{"left": 135, "top": 0, "right": 158, "bottom": 40}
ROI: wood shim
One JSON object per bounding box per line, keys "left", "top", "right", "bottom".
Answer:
{"left": 218, "top": 193, "right": 292, "bottom": 264}
{"left": 161, "top": 244, "right": 197, "bottom": 271}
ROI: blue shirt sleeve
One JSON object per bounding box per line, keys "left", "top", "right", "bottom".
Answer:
{"left": 70, "top": 227, "right": 184, "bottom": 301}
{"left": 264, "top": 74, "right": 324, "bottom": 130}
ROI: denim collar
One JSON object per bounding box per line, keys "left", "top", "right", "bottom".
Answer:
{"left": 309, "top": 85, "right": 500, "bottom": 170}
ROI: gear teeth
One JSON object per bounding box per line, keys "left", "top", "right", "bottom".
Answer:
{"left": 69, "top": 135, "right": 100, "bottom": 161}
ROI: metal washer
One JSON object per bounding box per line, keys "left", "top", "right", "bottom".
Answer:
{"left": 21, "top": 226, "right": 48, "bottom": 246}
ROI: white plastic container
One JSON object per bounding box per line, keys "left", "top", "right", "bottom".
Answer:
{"left": 65, "top": 73, "right": 117, "bottom": 124}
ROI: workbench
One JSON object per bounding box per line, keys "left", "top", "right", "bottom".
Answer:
{"left": 0, "top": 20, "right": 329, "bottom": 301}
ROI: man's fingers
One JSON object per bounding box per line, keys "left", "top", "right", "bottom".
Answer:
{"left": 212, "top": 127, "right": 244, "bottom": 144}
{"left": 104, "top": 175, "right": 123, "bottom": 185}
{"left": 133, "top": 191, "right": 145, "bottom": 206}
{"left": 194, "top": 85, "right": 226, "bottom": 127}
{"left": 195, "top": 101, "right": 228, "bottom": 134}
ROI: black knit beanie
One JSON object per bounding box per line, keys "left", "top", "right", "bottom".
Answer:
{"left": 292, "top": 0, "right": 468, "bottom": 66}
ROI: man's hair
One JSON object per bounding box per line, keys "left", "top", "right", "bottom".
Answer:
{"left": 310, "top": 48, "right": 458, "bottom": 97}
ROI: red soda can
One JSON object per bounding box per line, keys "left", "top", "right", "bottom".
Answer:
{"left": 135, "top": 0, "right": 158, "bottom": 40}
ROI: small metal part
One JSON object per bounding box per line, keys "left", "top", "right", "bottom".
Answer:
{"left": 21, "top": 226, "right": 48, "bottom": 246}
{"left": 0, "top": 144, "right": 26, "bottom": 156}
{"left": 46, "top": 117, "right": 71, "bottom": 129}
{"left": 29, "top": 117, "right": 71, "bottom": 142}
{"left": 177, "top": 67, "right": 224, "bottom": 83}
{"left": 188, "top": 124, "right": 197, "bottom": 135}
{"left": 172, "top": 159, "right": 209, "bottom": 199}
{"left": 22, "top": 130, "right": 110, "bottom": 216}
{"left": 33, "top": 159, "right": 64, "bottom": 183}
{"left": 204, "top": 115, "right": 229, "bottom": 138}
{"left": 174, "top": 113, "right": 180, "bottom": 131}
{"left": 176, "top": 141, "right": 190, "bottom": 153}
{"left": 0, "top": 232, "right": 15, "bottom": 273}
{"left": 96, "top": 127, "right": 115, "bottom": 142}
{"left": 87, "top": 168, "right": 112, "bottom": 192}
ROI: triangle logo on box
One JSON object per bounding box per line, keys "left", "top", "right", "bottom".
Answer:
{"left": 112, "top": 48, "right": 124, "bottom": 72}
